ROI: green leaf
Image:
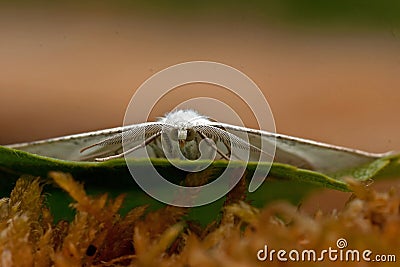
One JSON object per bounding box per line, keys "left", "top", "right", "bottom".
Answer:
{"left": 0, "top": 146, "right": 399, "bottom": 224}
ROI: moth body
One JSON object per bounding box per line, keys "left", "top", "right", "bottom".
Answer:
{"left": 154, "top": 109, "right": 217, "bottom": 160}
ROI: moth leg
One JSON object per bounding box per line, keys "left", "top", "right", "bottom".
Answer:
{"left": 194, "top": 125, "right": 274, "bottom": 158}
{"left": 216, "top": 134, "right": 247, "bottom": 161}
{"left": 197, "top": 131, "right": 230, "bottom": 160}
{"left": 95, "top": 132, "right": 161, "bottom": 162}
{"left": 216, "top": 133, "right": 245, "bottom": 160}
{"left": 221, "top": 139, "right": 232, "bottom": 158}
{"left": 220, "top": 139, "right": 245, "bottom": 160}
{"left": 161, "top": 132, "right": 173, "bottom": 154}
{"left": 81, "top": 140, "right": 104, "bottom": 153}
{"left": 221, "top": 140, "right": 245, "bottom": 161}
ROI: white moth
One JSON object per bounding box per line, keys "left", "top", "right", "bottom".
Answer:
{"left": 79, "top": 109, "right": 271, "bottom": 162}
{"left": 6, "top": 109, "right": 390, "bottom": 174}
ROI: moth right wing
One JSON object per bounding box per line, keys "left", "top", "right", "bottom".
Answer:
{"left": 6, "top": 122, "right": 165, "bottom": 162}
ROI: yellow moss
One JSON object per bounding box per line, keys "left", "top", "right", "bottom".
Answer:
{"left": 0, "top": 173, "right": 399, "bottom": 266}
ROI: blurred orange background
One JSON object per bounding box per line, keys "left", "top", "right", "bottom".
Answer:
{"left": 1, "top": 1, "right": 400, "bottom": 211}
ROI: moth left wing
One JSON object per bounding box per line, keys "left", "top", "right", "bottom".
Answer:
{"left": 207, "top": 122, "right": 387, "bottom": 174}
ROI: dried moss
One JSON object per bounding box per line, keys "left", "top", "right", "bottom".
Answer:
{"left": 0, "top": 172, "right": 399, "bottom": 266}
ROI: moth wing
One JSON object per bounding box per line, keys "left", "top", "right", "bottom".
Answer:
{"left": 208, "top": 122, "right": 385, "bottom": 174}
{"left": 7, "top": 120, "right": 387, "bottom": 171}
{"left": 5, "top": 126, "right": 124, "bottom": 161}
{"left": 5, "top": 122, "right": 163, "bottom": 161}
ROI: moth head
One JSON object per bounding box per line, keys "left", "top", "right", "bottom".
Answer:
{"left": 170, "top": 128, "right": 196, "bottom": 148}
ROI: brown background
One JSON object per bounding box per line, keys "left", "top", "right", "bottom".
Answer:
{"left": 1, "top": 4, "right": 400, "bottom": 212}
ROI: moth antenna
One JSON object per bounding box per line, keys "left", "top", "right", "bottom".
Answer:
{"left": 95, "top": 132, "right": 161, "bottom": 161}
{"left": 207, "top": 117, "right": 219, "bottom": 123}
